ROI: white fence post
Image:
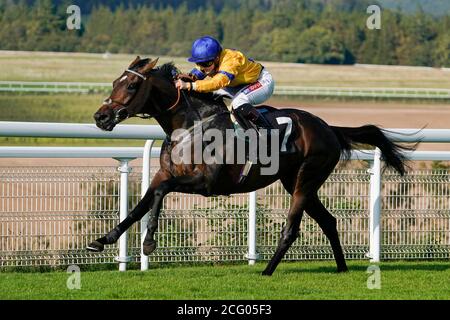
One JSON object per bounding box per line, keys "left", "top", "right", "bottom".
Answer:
{"left": 141, "top": 140, "right": 155, "bottom": 271}
{"left": 115, "top": 158, "right": 134, "bottom": 271}
{"left": 368, "top": 148, "right": 382, "bottom": 263}
{"left": 246, "top": 191, "right": 258, "bottom": 265}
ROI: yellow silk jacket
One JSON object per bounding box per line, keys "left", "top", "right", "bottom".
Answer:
{"left": 193, "top": 49, "right": 262, "bottom": 92}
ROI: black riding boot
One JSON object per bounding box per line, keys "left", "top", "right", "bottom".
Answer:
{"left": 233, "top": 103, "right": 273, "bottom": 131}
{"left": 233, "top": 103, "right": 272, "bottom": 184}
{"left": 232, "top": 104, "right": 256, "bottom": 131}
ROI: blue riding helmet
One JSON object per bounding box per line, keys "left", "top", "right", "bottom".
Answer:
{"left": 188, "top": 36, "right": 222, "bottom": 63}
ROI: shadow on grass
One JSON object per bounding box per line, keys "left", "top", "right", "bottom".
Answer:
{"left": 276, "top": 261, "right": 450, "bottom": 275}
{"left": 374, "top": 262, "right": 450, "bottom": 272}
{"left": 2, "top": 260, "right": 448, "bottom": 275}
{"left": 145, "top": 260, "right": 450, "bottom": 276}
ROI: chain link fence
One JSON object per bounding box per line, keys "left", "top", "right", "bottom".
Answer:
{"left": 1, "top": 164, "right": 449, "bottom": 267}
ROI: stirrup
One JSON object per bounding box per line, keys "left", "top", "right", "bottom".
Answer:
{"left": 232, "top": 110, "right": 257, "bottom": 132}
{"left": 238, "top": 160, "right": 253, "bottom": 184}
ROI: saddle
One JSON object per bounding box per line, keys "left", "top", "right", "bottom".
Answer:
{"left": 233, "top": 107, "right": 297, "bottom": 155}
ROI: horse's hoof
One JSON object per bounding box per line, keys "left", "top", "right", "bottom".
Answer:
{"left": 261, "top": 270, "right": 273, "bottom": 276}
{"left": 337, "top": 266, "right": 349, "bottom": 273}
{"left": 86, "top": 240, "right": 104, "bottom": 252}
{"left": 143, "top": 240, "right": 157, "bottom": 255}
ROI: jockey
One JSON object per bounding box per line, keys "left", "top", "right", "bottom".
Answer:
{"left": 175, "top": 35, "right": 274, "bottom": 131}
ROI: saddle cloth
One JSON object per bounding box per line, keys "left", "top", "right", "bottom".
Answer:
{"left": 233, "top": 107, "right": 297, "bottom": 154}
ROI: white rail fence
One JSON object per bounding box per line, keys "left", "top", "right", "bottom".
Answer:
{"left": 1, "top": 81, "right": 450, "bottom": 100}
{"left": 275, "top": 86, "right": 450, "bottom": 99}
{"left": 1, "top": 122, "right": 449, "bottom": 271}
{"left": 0, "top": 81, "right": 110, "bottom": 94}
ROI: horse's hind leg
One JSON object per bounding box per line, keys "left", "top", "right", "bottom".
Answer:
{"left": 263, "top": 150, "right": 343, "bottom": 276}
{"left": 262, "top": 158, "right": 324, "bottom": 276}
{"left": 262, "top": 187, "right": 306, "bottom": 276}
{"left": 305, "top": 195, "right": 348, "bottom": 272}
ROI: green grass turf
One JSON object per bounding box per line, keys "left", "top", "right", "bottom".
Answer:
{"left": 0, "top": 261, "right": 449, "bottom": 300}
{"left": 2, "top": 51, "right": 450, "bottom": 88}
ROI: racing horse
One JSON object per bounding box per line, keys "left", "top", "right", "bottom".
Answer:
{"left": 88, "top": 57, "right": 410, "bottom": 275}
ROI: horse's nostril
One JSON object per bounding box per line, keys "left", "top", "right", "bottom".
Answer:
{"left": 94, "top": 113, "right": 107, "bottom": 122}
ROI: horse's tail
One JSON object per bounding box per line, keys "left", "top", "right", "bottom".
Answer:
{"left": 331, "top": 125, "right": 414, "bottom": 176}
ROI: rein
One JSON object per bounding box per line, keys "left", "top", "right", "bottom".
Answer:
{"left": 167, "top": 87, "right": 181, "bottom": 112}
{"left": 163, "top": 71, "right": 203, "bottom": 122}
{"left": 179, "top": 88, "right": 203, "bottom": 121}
{"left": 108, "top": 69, "right": 215, "bottom": 122}
{"left": 142, "top": 86, "right": 180, "bottom": 117}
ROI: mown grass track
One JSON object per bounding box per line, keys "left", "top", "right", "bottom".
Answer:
{"left": 1, "top": 261, "right": 449, "bottom": 300}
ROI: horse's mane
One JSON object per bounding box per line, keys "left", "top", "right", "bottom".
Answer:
{"left": 150, "top": 61, "right": 180, "bottom": 80}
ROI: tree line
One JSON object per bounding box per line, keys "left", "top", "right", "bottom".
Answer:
{"left": 0, "top": 0, "right": 448, "bottom": 67}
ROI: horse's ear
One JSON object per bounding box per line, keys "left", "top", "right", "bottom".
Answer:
{"left": 141, "top": 57, "right": 159, "bottom": 74}
{"left": 128, "top": 56, "right": 141, "bottom": 68}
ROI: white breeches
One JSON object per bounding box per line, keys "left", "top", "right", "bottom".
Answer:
{"left": 214, "top": 69, "right": 275, "bottom": 111}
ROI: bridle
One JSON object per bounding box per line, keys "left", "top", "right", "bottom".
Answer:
{"left": 125, "top": 68, "right": 147, "bottom": 80}
{"left": 105, "top": 68, "right": 182, "bottom": 123}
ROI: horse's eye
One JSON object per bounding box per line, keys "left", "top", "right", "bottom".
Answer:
{"left": 127, "top": 83, "right": 138, "bottom": 91}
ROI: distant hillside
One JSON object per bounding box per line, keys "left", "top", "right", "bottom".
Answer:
{"left": 0, "top": 0, "right": 377, "bottom": 13}
{"left": 5, "top": 0, "right": 449, "bottom": 15}
{"left": 0, "top": 0, "right": 448, "bottom": 67}
{"left": 377, "top": 0, "right": 450, "bottom": 16}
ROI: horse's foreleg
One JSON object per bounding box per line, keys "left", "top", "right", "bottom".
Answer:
{"left": 142, "top": 180, "right": 174, "bottom": 255}
{"left": 86, "top": 170, "right": 169, "bottom": 252}
{"left": 86, "top": 187, "right": 155, "bottom": 252}
{"left": 142, "top": 174, "right": 206, "bottom": 255}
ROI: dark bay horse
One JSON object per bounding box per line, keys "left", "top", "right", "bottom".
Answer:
{"left": 88, "top": 57, "right": 410, "bottom": 275}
